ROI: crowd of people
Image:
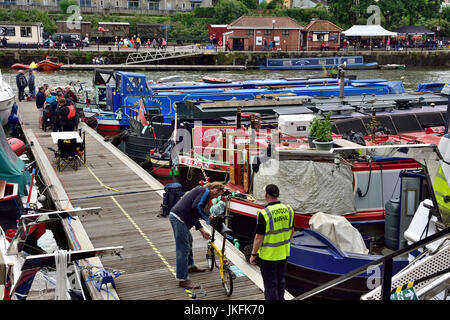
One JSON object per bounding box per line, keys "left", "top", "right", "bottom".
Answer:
{"left": 92, "top": 55, "right": 108, "bottom": 65}
{"left": 341, "top": 37, "right": 447, "bottom": 51}
{"left": 115, "top": 34, "right": 167, "bottom": 50}
{"left": 34, "top": 83, "right": 80, "bottom": 132}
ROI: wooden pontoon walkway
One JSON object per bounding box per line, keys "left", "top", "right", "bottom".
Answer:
{"left": 17, "top": 100, "right": 288, "bottom": 301}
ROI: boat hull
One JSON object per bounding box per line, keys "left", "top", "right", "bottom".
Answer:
{"left": 0, "top": 95, "right": 15, "bottom": 127}
{"left": 37, "top": 61, "right": 63, "bottom": 71}
{"left": 11, "top": 63, "right": 30, "bottom": 70}
{"left": 285, "top": 262, "right": 371, "bottom": 300}
{"left": 260, "top": 62, "right": 379, "bottom": 70}
{"left": 285, "top": 230, "right": 409, "bottom": 300}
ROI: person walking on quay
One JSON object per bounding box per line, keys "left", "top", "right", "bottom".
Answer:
{"left": 28, "top": 70, "right": 35, "bottom": 99}
{"left": 60, "top": 35, "right": 67, "bottom": 50}
{"left": 1, "top": 36, "right": 7, "bottom": 48}
{"left": 16, "top": 70, "right": 28, "bottom": 101}
{"left": 36, "top": 86, "right": 46, "bottom": 129}
{"left": 169, "top": 181, "right": 225, "bottom": 290}
{"left": 250, "top": 184, "right": 294, "bottom": 300}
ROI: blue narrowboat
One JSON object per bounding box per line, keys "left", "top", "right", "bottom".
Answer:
{"left": 260, "top": 56, "right": 379, "bottom": 70}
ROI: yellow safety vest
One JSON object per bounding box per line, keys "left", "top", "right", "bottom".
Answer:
{"left": 433, "top": 167, "right": 450, "bottom": 225}
{"left": 257, "top": 203, "right": 294, "bottom": 261}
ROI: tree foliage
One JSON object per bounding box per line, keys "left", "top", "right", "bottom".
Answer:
{"left": 59, "top": 0, "right": 79, "bottom": 14}
{"left": 213, "top": 0, "right": 249, "bottom": 24}
{"left": 327, "top": 0, "right": 447, "bottom": 35}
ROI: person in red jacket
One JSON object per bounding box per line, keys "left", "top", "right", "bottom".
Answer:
{"left": 55, "top": 98, "right": 77, "bottom": 131}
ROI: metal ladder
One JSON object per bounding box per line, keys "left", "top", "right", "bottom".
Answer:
{"left": 125, "top": 45, "right": 204, "bottom": 65}
{"left": 361, "top": 241, "right": 450, "bottom": 300}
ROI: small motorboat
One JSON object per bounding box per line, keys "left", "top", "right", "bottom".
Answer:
{"left": 202, "top": 76, "right": 232, "bottom": 84}
{"left": 11, "top": 63, "right": 29, "bottom": 70}
{"left": 29, "top": 62, "right": 38, "bottom": 70}
{"left": 7, "top": 137, "right": 26, "bottom": 156}
{"left": 37, "top": 56, "right": 63, "bottom": 71}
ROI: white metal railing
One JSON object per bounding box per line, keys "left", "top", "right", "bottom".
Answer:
{"left": 125, "top": 45, "right": 203, "bottom": 64}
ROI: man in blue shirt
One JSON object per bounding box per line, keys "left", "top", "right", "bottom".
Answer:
{"left": 169, "top": 182, "right": 224, "bottom": 290}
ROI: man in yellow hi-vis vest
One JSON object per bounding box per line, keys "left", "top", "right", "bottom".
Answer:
{"left": 250, "top": 184, "right": 294, "bottom": 300}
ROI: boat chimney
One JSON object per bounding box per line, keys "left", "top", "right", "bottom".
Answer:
{"left": 236, "top": 106, "right": 242, "bottom": 129}
{"left": 339, "top": 65, "right": 345, "bottom": 99}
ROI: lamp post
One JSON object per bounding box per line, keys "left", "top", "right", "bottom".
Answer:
{"left": 438, "top": 6, "right": 443, "bottom": 45}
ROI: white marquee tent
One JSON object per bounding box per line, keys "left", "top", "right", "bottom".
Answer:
{"left": 342, "top": 25, "right": 397, "bottom": 37}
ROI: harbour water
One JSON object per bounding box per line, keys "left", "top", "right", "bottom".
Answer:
{"left": 1, "top": 66, "right": 450, "bottom": 94}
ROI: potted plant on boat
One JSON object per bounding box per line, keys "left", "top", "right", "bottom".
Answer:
{"left": 312, "top": 112, "right": 334, "bottom": 151}
{"left": 307, "top": 116, "right": 319, "bottom": 148}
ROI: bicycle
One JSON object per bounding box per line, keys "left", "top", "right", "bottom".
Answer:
{"left": 205, "top": 214, "right": 235, "bottom": 296}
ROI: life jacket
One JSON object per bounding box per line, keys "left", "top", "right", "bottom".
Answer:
{"left": 67, "top": 103, "right": 76, "bottom": 119}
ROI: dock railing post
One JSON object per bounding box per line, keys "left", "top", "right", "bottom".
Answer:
{"left": 381, "top": 258, "right": 393, "bottom": 301}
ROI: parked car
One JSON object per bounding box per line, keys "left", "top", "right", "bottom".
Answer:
{"left": 44, "top": 33, "right": 83, "bottom": 48}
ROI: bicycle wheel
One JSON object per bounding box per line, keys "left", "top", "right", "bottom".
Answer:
{"left": 222, "top": 266, "right": 233, "bottom": 296}
{"left": 206, "top": 244, "right": 215, "bottom": 271}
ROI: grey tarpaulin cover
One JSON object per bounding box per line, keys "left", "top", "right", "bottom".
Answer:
{"left": 309, "top": 211, "right": 369, "bottom": 254}
{"left": 252, "top": 159, "right": 355, "bottom": 215}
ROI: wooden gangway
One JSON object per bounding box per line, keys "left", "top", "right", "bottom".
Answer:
{"left": 17, "top": 100, "right": 288, "bottom": 300}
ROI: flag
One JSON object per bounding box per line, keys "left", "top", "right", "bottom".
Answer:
{"left": 138, "top": 99, "right": 149, "bottom": 127}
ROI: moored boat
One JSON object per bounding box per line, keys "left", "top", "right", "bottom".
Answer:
{"left": 220, "top": 142, "right": 442, "bottom": 299}
{"left": 11, "top": 63, "right": 30, "bottom": 70}
{"left": 0, "top": 71, "right": 15, "bottom": 127}
{"left": 260, "top": 56, "right": 379, "bottom": 70}
{"left": 202, "top": 76, "right": 233, "bottom": 84}
{"left": 36, "top": 56, "right": 63, "bottom": 72}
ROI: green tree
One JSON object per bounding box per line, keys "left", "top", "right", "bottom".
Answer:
{"left": 241, "top": 0, "right": 258, "bottom": 10}
{"left": 266, "top": 0, "right": 283, "bottom": 10}
{"left": 214, "top": 0, "right": 249, "bottom": 24}
{"left": 59, "top": 0, "right": 79, "bottom": 14}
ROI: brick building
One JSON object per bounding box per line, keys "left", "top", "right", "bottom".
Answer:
{"left": 225, "top": 16, "right": 304, "bottom": 51}
{"left": 302, "top": 19, "right": 343, "bottom": 51}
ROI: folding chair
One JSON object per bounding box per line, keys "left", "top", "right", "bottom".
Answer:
{"left": 52, "top": 138, "right": 80, "bottom": 172}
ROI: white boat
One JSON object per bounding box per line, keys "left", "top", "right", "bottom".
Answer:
{"left": 0, "top": 71, "right": 15, "bottom": 127}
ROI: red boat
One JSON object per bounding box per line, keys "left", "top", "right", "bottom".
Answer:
{"left": 202, "top": 76, "right": 232, "bottom": 84}
{"left": 7, "top": 137, "right": 26, "bottom": 156}
{"left": 11, "top": 63, "right": 29, "bottom": 70}
{"left": 37, "top": 56, "right": 63, "bottom": 71}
